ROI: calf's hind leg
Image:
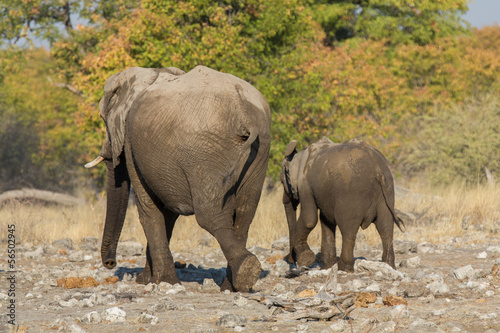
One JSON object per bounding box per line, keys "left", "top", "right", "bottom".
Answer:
{"left": 337, "top": 220, "right": 358, "bottom": 272}
{"left": 293, "top": 194, "right": 318, "bottom": 268}
{"left": 375, "top": 207, "right": 396, "bottom": 269}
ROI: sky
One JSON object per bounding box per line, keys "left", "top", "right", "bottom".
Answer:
{"left": 463, "top": 0, "right": 500, "bottom": 27}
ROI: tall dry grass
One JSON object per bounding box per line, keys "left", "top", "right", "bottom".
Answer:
{"left": 2, "top": 179, "right": 499, "bottom": 253}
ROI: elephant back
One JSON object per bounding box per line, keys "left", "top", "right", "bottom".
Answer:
{"left": 139, "top": 65, "right": 271, "bottom": 138}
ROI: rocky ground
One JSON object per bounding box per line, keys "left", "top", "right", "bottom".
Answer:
{"left": 1, "top": 234, "right": 500, "bottom": 333}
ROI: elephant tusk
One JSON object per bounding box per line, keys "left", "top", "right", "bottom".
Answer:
{"left": 84, "top": 156, "right": 105, "bottom": 168}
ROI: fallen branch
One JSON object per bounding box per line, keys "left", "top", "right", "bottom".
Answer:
{"left": 0, "top": 188, "right": 85, "bottom": 206}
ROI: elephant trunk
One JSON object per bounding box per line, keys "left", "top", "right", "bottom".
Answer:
{"left": 101, "top": 157, "right": 130, "bottom": 269}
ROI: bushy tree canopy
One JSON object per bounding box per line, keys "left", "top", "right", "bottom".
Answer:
{"left": 2, "top": 0, "right": 500, "bottom": 188}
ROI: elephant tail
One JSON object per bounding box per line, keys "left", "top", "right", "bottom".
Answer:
{"left": 377, "top": 174, "right": 406, "bottom": 233}
{"left": 222, "top": 130, "right": 261, "bottom": 206}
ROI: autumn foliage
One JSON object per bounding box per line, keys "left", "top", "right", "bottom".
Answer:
{"left": 0, "top": 0, "right": 499, "bottom": 191}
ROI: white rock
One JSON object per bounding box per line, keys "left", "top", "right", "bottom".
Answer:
{"left": 275, "top": 259, "right": 289, "bottom": 270}
{"left": 432, "top": 309, "right": 446, "bottom": 316}
{"left": 144, "top": 283, "right": 156, "bottom": 293}
{"left": 157, "top": 282, "right": 173, "bottom": 292}
{"left": 115, "top": 282, "right": 133, "bottom": 293}
{"left": 165, "top": 283, "right": 186, "bottom": 295}
{"left": 202, "top": 278, "right": 219, "bottom": 291}
{"left": 484, "top": 290, "right": 495, "bottom": 297}
{"left": 422, "top": 273, "right": 444, "bottom": 284}
{"left": 0, "top": 293, "right": 8, "bottom": 301}
{"left": 354, "top": 260, "right": 404, "bottom": 280}
{"left": 466, "top": 281, "right": 489, "bottom": 290}
{"left": 81, "top": 311, "right": 102, "bottom": 323}
{"left": 366, "top": 283, "right": 380, "bottom": 292}
{"left": 65, "top": 323, "right": 86, "bottom": 333}
{"left": 88, "top": 292, "right": 103, "bottom": 305}
{"left": 329, "top": 319, "right": 349, "bottom": 332}
{"left": 23, "top": 246, "right": 44, "bottom": 259}
{"left": 61, "top": 263, "right": 75, "bottom": 271}
{"left": 102, "top": 294, "right": 117, "bottom": 305}
{"left": 454, "top": 265, "right": 474, "bottom": 280}
{"left": 59, "top": 298, "right": 79, "bottom": 307}
{"left": 307, "top": 269, "right": 329, "bottom": 277}
{"left": 352, "top": 279, "right": 365, "bottom": 290}
{"left": 476, "top": 251, "right": 488, "bottom": 259}
{"left": 486, "top": 246, "right": 500, "bottom": 253}
{"left": 364, "top": 321, "right": 395, "bottom": 332}
{"left": 426, "top": 281, "right": 450, "bottom": 295}
{"left": 137, "top": 312, "right": 159, "bottom": 325}
{"left": 68, "top": 251, "right": 84, "bottom": 262}
{"left": 297, "top": 324, "right": 309, "bottom": 332}
{"left": 390, "top": 305, "right": 409, "bottom": 320}
{"left": 79, "top": 298, "right": 94, "bottom": 308}
{"left": 233, "top": 293, "right": 248, "bottom": 307}
{"left": 408, "top": 319, "right": 441, "bottom": 330}
{"left": 102, "top": 307, "right": 126, "bottom": 323}
{"left": 479, "top": 313, "right": 497, "bottom": 320}
{"left": 216, "top": 313, "right": 247, "bottom": 328}
{"left": 399, "top": 256, "right": 422, "bottom": 268}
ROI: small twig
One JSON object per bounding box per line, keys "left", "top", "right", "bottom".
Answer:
{"left": 294, "top": 307, "right": 342, "bottom": 321}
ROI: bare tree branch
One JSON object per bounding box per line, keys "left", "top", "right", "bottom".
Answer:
{"left": 47, "top": 76, "right": 83, "bottom": 96}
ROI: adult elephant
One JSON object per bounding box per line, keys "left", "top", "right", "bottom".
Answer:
{"left": 280, "top": 137, "right": 404, "bottom": 272}
{"left": 85, "top": 66, "right": 271, "bottom": 291}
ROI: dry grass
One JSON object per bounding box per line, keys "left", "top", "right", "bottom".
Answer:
{"left": 2, "top": 179, "right": 499, "bottom": 254}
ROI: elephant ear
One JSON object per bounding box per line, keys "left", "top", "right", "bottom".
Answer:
{"left": 99, "top": 67, "right": 160, "bottom": 168}
{"left": 285, "top": 140, "right": 298, "bottom": 158}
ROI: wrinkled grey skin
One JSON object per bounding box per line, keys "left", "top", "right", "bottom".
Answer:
{"left": 280, "top": 137, "right": 404, "bottom": 272}
{"left": 91, "top": 66, "right": 271, "bottom": 292}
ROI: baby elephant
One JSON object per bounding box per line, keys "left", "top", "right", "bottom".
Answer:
{"left": 280, "top": 137, "right": 404, "bottom": 272}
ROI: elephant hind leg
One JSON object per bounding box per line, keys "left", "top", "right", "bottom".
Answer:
{"left": 196, "top": 204, "right": 261, "bottom": 292}
{"left": 320, "top": 213, "right": 337, "bottom": 269}
{"left": 337, "top": 220, "right": 359, "bottom": 272}
{"left": 294, "top": 195, "right": 318, "bottom": 268}
{"left": 375, "top": 206, "right": 396, "bottom": 269}
{"left": 219, "top": 190, "right": 261, "bottom": 291}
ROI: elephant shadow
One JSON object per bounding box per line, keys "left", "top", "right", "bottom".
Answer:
{"left": 113, "top": 265, "right": 270, "bottom": 286}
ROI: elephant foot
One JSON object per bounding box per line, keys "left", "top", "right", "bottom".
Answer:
{"left": 136, "top": 269, "right": 180, "bottom": 285}
{"left": 338, "top": 260, "right": 354, "bottom": 272}
{"left": 284, "top": 252, "right": 294, "bottom": 264}
{"left": 135, "top": 270, "right": 151, "bottom": 285}
{"left": 320, "top": 254, "right": 338, "bottom": 270}
{"left": 383, "top": 259, "right": 396, "bottom": 270}
{"left": 220, "top": 277, "right": 233, "bottom": 292}
{"left": 228, "top": 254, "right": 261, "bottom": 292}
{"left": 296, "top": 248, "right": 315, "bottom": 268}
